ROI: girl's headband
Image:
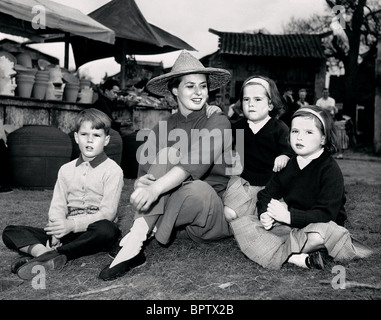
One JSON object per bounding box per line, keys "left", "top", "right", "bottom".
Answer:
{"left": 294, "top": 108, "right": 326, "bottom": 133}
{"left": 244, "top": 77, "right": 271, "bottom": 98}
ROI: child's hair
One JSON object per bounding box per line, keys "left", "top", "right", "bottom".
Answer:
{"left": 291, "top": 105, "right": 338, "bottom": 154}
{"left": 239, "top": 75, "right": 284, "bottom": 118}
{"left": 74, "top": 108, "right": 111, "bottom": 135}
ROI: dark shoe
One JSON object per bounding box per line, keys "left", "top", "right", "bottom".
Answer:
{"left": 11, "top": 255, "right": 32, "bottom": 274}
{"left": 99, "top": 251, "right": 146, "bottom": 281}
{"left": 17, "top": 251, "right": 67, "bottom": 280}
{"left": 0, "top": 186, "right": 13, "bottom": 194}
{"left": 306, "top": 251, "right": 324, "bottom": 270}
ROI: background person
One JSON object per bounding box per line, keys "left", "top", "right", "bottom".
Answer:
{"left": 295, "top": 88, "right": 309, "bottom": 109}
{"left": 93, "top": 79, "right": 121, "bottom": 131}
{"left": 280, "top": 87, "right": 296, "bottom": 127}
{"left": 316, "top": 88, "right": 337, "bottom": 117}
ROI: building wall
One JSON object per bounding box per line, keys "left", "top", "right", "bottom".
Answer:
{"left": 208, "top": 54, "right": 325, "bottom": 104}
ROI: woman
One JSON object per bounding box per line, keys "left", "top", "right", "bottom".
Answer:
{"left": 99, "top": 51, "right": 235, "bottom": 281}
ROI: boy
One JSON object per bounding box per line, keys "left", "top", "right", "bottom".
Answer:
{"left": 2, "top": 108, "right": 124, "bottom": 280}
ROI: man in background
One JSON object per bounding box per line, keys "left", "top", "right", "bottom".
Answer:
{"left": 93, "top": 79, "right": 121, "bottom": 132}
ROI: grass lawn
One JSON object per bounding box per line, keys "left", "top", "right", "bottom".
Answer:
{"left": 1, "top": 166, "right": 380, "bottom": 302}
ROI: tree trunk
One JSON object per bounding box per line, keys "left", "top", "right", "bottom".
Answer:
{"left": 341, "top": 0, "right": 366, "bottom": 122}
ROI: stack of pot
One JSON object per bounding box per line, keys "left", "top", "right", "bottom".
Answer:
{"left": 46, "top": 66, "right": 64, "bottom": 100}
{"left": 62, "top": 71, "right": 80, "bottom": 103}
{"left": 14, "top": 53, "right": 36, "bottom": 98}
{"left": 32, "top": 70, "right": 50, "bottom": 99}
{"left": 77, "top": 78, "right": 93, "bottom": 103}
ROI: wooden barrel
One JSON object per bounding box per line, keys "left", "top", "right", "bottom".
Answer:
{"left": 7, "top": 125, "right": 72, "bottom": 189}
{"left": 69, "top": 128, "right": 123, "bottom": 165}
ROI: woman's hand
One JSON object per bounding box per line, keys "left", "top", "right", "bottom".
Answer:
{"left": 273, "top": 155, "right": 290, "bottom": 172}
{"left": 206, "top": 104, "right": 222, "bottom": 118}
{"left": 134, "top": 174, "right": 156, "bottom": 190}
{"left": 130, "top": 184, "right": 161, "bottom": 212}
{"left": 266, "top": 199, "right": 291, "bottom": 225}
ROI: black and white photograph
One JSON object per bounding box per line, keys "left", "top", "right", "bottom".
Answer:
{"left": 0, "top": 0, "right": 380, "bottom": 309}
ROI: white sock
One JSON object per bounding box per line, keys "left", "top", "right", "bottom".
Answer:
{"left": 110, "top": 217, "right": 149, "bottom": 268}
{"left": 288, "top": 253, "right": 309, "bottom": 268}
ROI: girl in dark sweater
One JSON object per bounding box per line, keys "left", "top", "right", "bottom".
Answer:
{"left": 229, "top": 106, "right": 372, "bottom": 270}
{"left": 223, "top": 75, "right": 294, "bottom": 222}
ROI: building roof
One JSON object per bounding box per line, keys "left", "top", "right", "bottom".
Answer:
{"left": 209, "top": 28, "right": 326, "bottom": 59}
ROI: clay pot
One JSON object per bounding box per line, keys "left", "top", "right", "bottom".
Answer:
{"left": 32, "top": 81, "right": 49, "bottom": 99}
{"left": 15, "top": 77, "right": 34, "bottom": 98}
{"left": 63, "top": 83, "right": 80, "bottom": 102}
{"left": 16, "top": 53, "right": 33, "bottom": 68}
{"left": 49, "top": 66, "right": 63, "bottom": 84}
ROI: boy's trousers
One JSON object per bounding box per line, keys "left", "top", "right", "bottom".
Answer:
{"left": 2, "top": 220, "right": 120, "bottom": 260}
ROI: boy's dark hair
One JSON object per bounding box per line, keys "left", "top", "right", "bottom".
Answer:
{"left": 291, "top": 105, "right": 338, "bottom": 154}
{"left": 74, "top": 108, "right": 112, "bottom": 135}
{"left": 239, "top": 75, "right": 285, "bottom": 118}
{"left": 101, "top": 79, "right": 119, "bottom": 92}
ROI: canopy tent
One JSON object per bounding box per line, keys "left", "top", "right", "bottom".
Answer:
{"left": 0, "top": 0, "right": 115, "bottom": 67}
{"left": 84, "top": 0, "right": 196, "bottom": 88}
{"left": 64, "top": 24, "right": 196, "bottom": 67}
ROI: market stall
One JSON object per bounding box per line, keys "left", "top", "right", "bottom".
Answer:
{"left": 0, "top": 0, "right": 192, "bottom": 186}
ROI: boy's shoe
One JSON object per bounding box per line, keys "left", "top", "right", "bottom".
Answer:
{"left": 99, "top": 251, "right": 146, "bottom": 281}
{"left": 306, "top": 251, "right": 325, "bottom": 270}
{"left": 11, "top": 255, "right": 32, "bottom": 274}
{"left": 17, "top": 251, "right": 67, "bottom": 280}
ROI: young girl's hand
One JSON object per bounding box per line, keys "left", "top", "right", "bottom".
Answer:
{"left": 273, "top": 155, "right": 290, "bottom": 172}
{"left": 206, "top": 104, "right": 222, "bottom": 118}
{"left": 266, "top": 199, "right": 291, "bottom": 225}
{"left": 260, "top": 212, "right": 275, "bottom": 230}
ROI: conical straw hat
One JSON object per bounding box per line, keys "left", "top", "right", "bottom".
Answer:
{"left": 146, "top": 50, "right": 231, "bottom": 96}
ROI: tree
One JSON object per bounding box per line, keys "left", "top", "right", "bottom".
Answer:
{"left": 283, "top": 0, "right": 381, "bottom": 145}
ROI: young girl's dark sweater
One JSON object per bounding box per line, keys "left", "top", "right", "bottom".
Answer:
{"left": 257, "top": 151, "right": 347, "bottom": 229}
{"left": 232, "top": 117, "right": 293, "bottom": 186}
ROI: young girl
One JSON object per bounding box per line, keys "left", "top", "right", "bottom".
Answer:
{"left": 229, "top": 105, "right": 372, "bottom": 270}
{"left": 223, "top": 75, "right": 294, "bottom": 222}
